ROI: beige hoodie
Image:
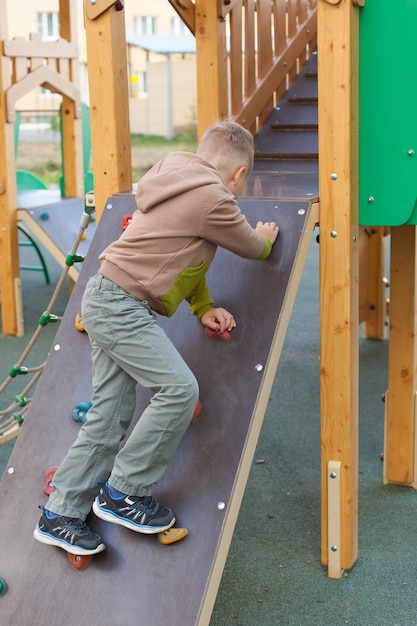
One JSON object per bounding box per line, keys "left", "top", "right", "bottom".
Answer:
{"left": 99, "top": 151, "right": 271, "bottom": 317}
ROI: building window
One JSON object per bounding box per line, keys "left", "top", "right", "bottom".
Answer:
{"left": 134, "top": 16, "right": 157, "bottom": 35}
{"left": 171, "top": 16, "right": 192, "bottom": 37}
{"left": 138, "top": 71, "right": 148, "bottom": 98}
{"left": 37, "top": 12, "right": 60, "bottom": 41}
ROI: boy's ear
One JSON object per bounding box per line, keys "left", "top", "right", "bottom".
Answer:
{"left": 232, "top": 165, "right": 246, "bottom": 185}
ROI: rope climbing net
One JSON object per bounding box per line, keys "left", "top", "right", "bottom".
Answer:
{"left": 0, "top": 200, "right": 95, "bottom": 443}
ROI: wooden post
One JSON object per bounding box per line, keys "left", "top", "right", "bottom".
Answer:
{"left": 194, "top": 0, "right": 228, "bottom": 137}
{"left": 360, "top": 227, "right": 387, "bottom": 339}
{"left": 59, "top": 0, "right": 84, "bottom": 198}
{"left": 384, "top": 225, "right": 417, "bottom": 485}
{"left": 318, "top": 0, "right": 360, "bottom": 575}
{"left": 0, "top": 1, "right": 23, "bottom": 336}
{"left": 83, "top": 0, "right": 132, "bottom": 219}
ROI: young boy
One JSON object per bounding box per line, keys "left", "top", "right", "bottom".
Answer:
{"left": 34, "top": 121, "right": 279, "bottom": 556}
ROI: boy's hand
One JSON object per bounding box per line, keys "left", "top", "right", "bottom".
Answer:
{"left": 256, "top": 221, "right": 279, "bottom": 244}
{"left": 201, "top": 308, "right": 236, "bottom": 333}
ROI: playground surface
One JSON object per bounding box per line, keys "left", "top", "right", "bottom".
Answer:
{"left": 3, "top": 215, "right": 417, "bottom": 625}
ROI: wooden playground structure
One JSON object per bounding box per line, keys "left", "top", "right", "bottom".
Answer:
{"left": 0, "top": 0, "right": 416, "bottom": 609}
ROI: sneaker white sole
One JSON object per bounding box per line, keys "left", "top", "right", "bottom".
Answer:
{"left": 33, "top": 526, "right": 106, "bottom": 556}
{"left": 92, "top": 500, "right": 176, "bottom": 534}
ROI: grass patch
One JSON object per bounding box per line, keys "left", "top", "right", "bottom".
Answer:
{"left": 15, "top": 132, "right": 198, "bottom": 190}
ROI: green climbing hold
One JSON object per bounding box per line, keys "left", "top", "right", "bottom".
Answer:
{"left": 65, "top": 253, "right": 85, "bottom": 267}
{"left": 39, "top": 312, "right": 59, "bottom": 326}
{"left": 9, "top": 365, "right": 28, "bottom": 378}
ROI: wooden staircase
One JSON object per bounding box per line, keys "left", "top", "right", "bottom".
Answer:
{"left": 254, "top": 52, "right": 318, "bottom": 162}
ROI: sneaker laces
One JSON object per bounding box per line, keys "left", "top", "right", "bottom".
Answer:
{"left": 39, "top": 505, "right": 94, "bottom": 535}
{"left": 67, "top": 518, "right": 93, "bottom": 535}
{"left": 128, "top": 495, "right": 157, "bottom": 513}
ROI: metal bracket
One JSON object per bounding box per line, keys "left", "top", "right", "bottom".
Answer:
{"left": 218, "top": 0, "right": 241, "bottom": 19}
{"left": 85, "top": 0, "right": 124, "bottom": 22}
{"left": 327, "top": 460, "right": 342, "bottom": 578}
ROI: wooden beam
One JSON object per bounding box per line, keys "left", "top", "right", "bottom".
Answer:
{"left": 59, "top": 0, "right": 84, "bottom": 198}
{"left": 84, "top": 0, "right": 132, "bottom": 218}
{"left": 318, "top": 0, "right": 360, "bottom": 575}
{"left": 0, "top": 1, "right": 23, "bottom": 336}
{"left": 194, "top": 0, "right": 228, "bottom": 137}
{"left": 360, "top": 227, "right": 387, "bottom": 339}
{"left": 384, "top": 225, "right": 417, "bottom": 485}
{"left": 168, "top": 0, "right": 195, "bottom": 34}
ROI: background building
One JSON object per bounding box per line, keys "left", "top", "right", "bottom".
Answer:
{"left": 6, "top": 0, "right": 196, "bottom": 137}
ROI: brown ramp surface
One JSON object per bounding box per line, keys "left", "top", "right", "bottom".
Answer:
{"left": 0, "top": 195, "right": 317, "bottom": 626}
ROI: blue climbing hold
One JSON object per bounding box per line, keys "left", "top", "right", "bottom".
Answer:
{"left": 71, "top": 401, "right": 92, "bottom": 424}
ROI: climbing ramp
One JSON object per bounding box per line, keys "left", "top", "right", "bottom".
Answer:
{"left": 0, "top": 190, "right": 317, "bottom": 625}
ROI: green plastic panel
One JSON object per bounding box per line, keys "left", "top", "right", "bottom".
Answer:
{"left": 359, "top": 0, "right": 417, "bottom": 225}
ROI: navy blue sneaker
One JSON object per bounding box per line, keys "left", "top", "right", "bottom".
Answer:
{"left": 34, "top": 506, "right": 105, "bottom": 555}
{"left": 92, "top": 482, "right": 175, "bottom": 534}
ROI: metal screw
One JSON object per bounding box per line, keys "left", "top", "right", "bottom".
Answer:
{"left": 106, "top": 203, "right": 113, "bottom": 210}
{"left": 330, "top": 173, "right": 337, "bottom": 180}
{"left": 298, "top": 209, "right": 306, "bottom": 216}
{"left": 54, "top": 344, "right": 61, "bottom": 351}
{"left": 7, "top": 467, "right": 15, "bottom": 475}
{"left": 330, "top": 472, "right": 337, "bottom": 479}
{"left": 331, "top": 545, "right": 338, "bottom": 552}
{"left": 217, "top": 501, "right": 225, "bottom": 510}
{"left": 330, "top": 231, "right": 338, "bottom": 238}
{"left": 408, "top": 149, "right": 415, "bottom": 157}
{"left": 255, "top": 364, "right": 263, "bottom": 372}
{"left": 90, "top": 0, "right": 96, "bottom": 4}
{"left": 368, "top": 196, "right": 375, "bottom": 204}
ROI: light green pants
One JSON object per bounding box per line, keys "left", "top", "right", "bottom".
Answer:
{"left": 47, "top": 274, "right": 199, "bottom": 520}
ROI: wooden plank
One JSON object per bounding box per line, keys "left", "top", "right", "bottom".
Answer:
{"left": 273, "top": 0, "right": 287, "bottom": 56}
{"left": 3, "top": 36, "right": 78, "bottom": 60}
{"left": 167, "top": 1, "right": 195, "bottom": 34}
{"left": 360, "top": 227, "right": 387, "bottom": 339}
{"left": 229, "top": 2, "right": 243, "bottom": 116}
{"left": 384, "top": 225, "right": 417, "bottom": 485}
{"left": 59, "top": 0, "right": 84, "bottom": 198}
{"left": 195, "top": 0, "right": 228, "bottom": 135}
{"left": 318, "top": 0, "right": 360, "bottom": 574}
{"left": 244, "top": 1, "right": 256, "bottom": 98}
{"left": 0, "top": 195, "right": 316, "bottom": 626}
{"left": 257, "top": 0, "right": 273, "bottom": 80}
{"left": 0, "top": 2, "right": 22, "bottom": 336}
{"left": 84, "top": 1, "right": 132, "bottom": 219}
{"left": 242, "top": 170, "right": 318, "bottom": 201}
{"left": 6, "top": 65, "right": 80, "bottom": 123}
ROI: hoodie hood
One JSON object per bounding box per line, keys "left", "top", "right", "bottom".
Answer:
{"left": 135, "top": 151, "right": 225, "bottom": 213}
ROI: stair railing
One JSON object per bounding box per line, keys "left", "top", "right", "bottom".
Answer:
{"left": 171, "top": 1, "right": 317, "bottom": 137}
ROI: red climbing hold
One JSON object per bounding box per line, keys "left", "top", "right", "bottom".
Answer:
{"left": 205, "top": 327, "right": 231, "bottom": 342}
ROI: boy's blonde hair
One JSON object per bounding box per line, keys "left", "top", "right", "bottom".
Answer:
{"left": 197, "top": 121, "right": 254, "bottom": 175}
